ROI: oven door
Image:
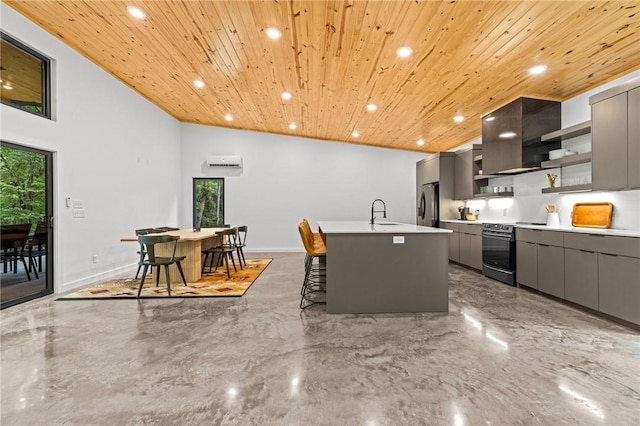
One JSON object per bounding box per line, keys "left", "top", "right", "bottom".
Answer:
{"left": 482, "top": 232, "right": 515, "bottom": 271}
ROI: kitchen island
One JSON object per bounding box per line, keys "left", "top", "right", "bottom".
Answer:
{"left": 317, "top": 221, "right": 451, "bottom": 314}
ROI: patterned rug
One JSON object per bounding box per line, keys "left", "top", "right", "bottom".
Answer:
{"left": 57, "top": 258, "right": 272, "bottom": 299}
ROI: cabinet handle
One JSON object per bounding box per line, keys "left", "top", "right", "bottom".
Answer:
{"left": 580, "top": 249, "right": 595, "bottom": 253}
{"left": 526, "top": 241, "right": 535, "bottom": 245}
{"left": 539, "top": 243, "right": 550, "bottom": 247}
{"left": 589, "top": 234, "right": 605, "bottom": 237}
{"left": 532, "top": 230, "right": 542, "bottom": 232}
{"left": 600, "top": 253, "right": 618, "bottom": 257}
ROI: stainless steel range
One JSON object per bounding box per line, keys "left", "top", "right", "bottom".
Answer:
{"left": 482, "top": 223, "right": 516, "bottom": 286}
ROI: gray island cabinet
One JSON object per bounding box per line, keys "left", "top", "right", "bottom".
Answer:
{"left": 317, "top": 221, "right": 451, "bottom": 314}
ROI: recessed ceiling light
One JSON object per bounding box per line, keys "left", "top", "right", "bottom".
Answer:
{"left": 266, "top": 28, "right": 282, "bottom": 40}
{"left": 396, "top": 46, "right": 413, "bottom": 58}
{"left": 453, "top": 115, "right": 464, "bottom": 123}
{"left": 485, "top": 115, "right": 495, "bottom": 122}
{"left": 499, "top": 131, "right": 517, "bottom": 139}
{"left": 281, "top": 92, "right": 292, "bottom": 100}
{"left": 127, "top": 6, "right": 146, "bottom": 20}
{"left": 366, "top": 104, "right": 377, "bottom": 112}
{"left": 224, "top": 114, "right": 233, "bottom": 122}
{"left": 417, "top": 138, "right": 425, "bottom": 146}
{"left": 3, "top": 84, "right": 13, "bottom": 90}
{"left": 352, "top": 131, "right": 360, "bottom": 138}
{"left": 193, "top": 80, "right": 205, "bottom": 88}
{"left": 289, "top": 123, "right": 297, "bottom": 130}
{"left": 528, "top": 65, "right": 547, "bottom": 75}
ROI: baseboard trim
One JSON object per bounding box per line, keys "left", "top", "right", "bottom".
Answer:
{"left": 60, "top": 263, "right": 135, "bottom": 292}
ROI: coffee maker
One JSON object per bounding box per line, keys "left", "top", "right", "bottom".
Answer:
{"left": 458, "top": 206, "right": 469, "bottom": 221}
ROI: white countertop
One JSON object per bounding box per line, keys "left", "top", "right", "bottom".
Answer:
{"left": 441, "top": 219, "right": 484, "bottom": 224}
{"left": 318, "top": 221, "right": 452, "bottom": 234}
{"left": 440, "top": 219, "right": 639, "bottom": 237}
{"left": 515, "top": 224, "right": 640, "bottom": 238}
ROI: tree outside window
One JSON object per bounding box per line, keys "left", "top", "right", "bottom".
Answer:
{"left": 0, "top": 144, "right": 46, "bottom": 225}
{"left": 193, "top": 178, "right": 224, "bottom": 228}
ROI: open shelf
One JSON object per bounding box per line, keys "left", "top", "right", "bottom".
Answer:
{"left": 474, "top": 174, "right": 502, "bottom": 180}
{"left": 541, "top": 152, "right": 592, "bottom": 168}
{"left": 541, "top": 120, "right": 591, "bottom": 142}
{"left": 541, "top": 184, "right": 592, "bottom": 194}
{"left": 473, "top": 191, "right": 514, "bottom": 199}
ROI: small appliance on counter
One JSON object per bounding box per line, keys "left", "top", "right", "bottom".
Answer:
{"left": 458, "top": 206, "right": 469, "bottom": 221}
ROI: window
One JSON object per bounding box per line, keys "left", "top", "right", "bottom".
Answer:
{"left": 1, "top": 32, "right": 51, "bottom": 118}
{"left": 193, "top": 178, "right": 224, "bottom": 228}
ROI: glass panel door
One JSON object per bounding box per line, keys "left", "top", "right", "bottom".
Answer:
{"left": 1, "top": 141, "right": 53, "bottom": 308}
{"left": 193, "top": 178, "right": 225, "bottom": 228}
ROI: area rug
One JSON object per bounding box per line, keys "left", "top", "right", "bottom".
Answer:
{"left": 57, "top": 258, "right": 271, "bottom": 300}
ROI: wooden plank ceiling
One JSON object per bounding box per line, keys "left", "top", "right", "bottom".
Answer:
{"left": 5, "top": 0, "right": 640, "bottom": 152}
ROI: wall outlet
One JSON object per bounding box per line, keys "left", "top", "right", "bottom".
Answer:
{"left": 92, "top": 255, "right": 98, "bottom": 264}
{"left": 503, "top": 208, "right": 507, "bottom": 216}
{"left": 72, "top": 209, "right": 85, "bottom": 218}
{"left": 393, "top": 236, "right": 405, "bottom": 244}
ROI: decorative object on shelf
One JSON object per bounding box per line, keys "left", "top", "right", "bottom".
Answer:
{"left": 545, "top": 173, "right": 558, "bottom": 187}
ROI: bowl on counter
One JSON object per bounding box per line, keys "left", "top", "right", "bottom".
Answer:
{"left": 549, "top": 149, "right": 568, "bottom": 160}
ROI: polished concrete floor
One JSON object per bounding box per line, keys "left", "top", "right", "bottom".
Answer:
{"left": 1, "top": 252, "right": 639, "bottom": 425}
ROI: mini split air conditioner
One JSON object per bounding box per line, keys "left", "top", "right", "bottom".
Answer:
{"left": 206, "top": 155, "right": 243, "bottom": 167}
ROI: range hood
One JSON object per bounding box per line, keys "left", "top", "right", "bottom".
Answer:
{"left": 482, "top": 97, "right": 561, "bottom": 175}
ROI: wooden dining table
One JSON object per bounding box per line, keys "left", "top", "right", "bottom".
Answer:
{"left": 120, "top": 227, "right": 228, "bottom": 283}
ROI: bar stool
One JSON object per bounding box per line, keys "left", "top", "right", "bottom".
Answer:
{"left": 298, "top": 220, "right": 327, "bottom": 309}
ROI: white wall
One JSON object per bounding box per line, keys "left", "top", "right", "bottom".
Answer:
{"left": 1, "top": 4, "right": 181, "bottom": 291}
{"left": 180, "top": 124, "right": 425, "bottom": 250}
{"left": 465, "top": 71, "right": 640, "bottom": 231}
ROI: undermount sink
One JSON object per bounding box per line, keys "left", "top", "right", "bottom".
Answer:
{"left": 376, "top": 222, "right": 399, "bottom": 225}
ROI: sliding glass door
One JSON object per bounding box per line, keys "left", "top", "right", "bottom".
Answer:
{"left": 1, "top": 141, "right": 53, "bottom": 308}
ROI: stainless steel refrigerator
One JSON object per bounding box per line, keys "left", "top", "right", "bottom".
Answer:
{"left": 417, "top": 183, "right": 439, "bottom": 227}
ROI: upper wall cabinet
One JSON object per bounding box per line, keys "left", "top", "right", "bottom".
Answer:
{"left": 454, "top": 146, "right": 480, "bottom": 200}
{"left": 590, "top": 78, "right": 640, "bottom": 191}
{"left": 482, "top": 98, "right": 561, "bottom": 174}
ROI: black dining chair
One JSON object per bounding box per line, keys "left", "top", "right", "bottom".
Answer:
{"left": 1, "top": 224, "right": 37, "bottom": 280}
{"left": 27, "top": 222, "right": 48, "bottom": 274}
{"left": 235, "top": 226, "right": 248, "bottom": 268}
{"left": 134, "top": 228, "right": 159, "bottom": 279}
{"left": 201, "top": 228, "right": 238, "bottom": 278}
{"left": 137, "top": 234, "right": 187, "bottom": 297}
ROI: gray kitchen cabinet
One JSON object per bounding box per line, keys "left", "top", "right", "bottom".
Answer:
{"left": 629, "top": 87, "right": 640, "bottom": 189}
{"left": 516, "top": 240, "right": 538, "bottom": 289}
{"left": 564, "top": 248, "right": 599, "bottom": 310}
{"left": 590, "top": 78, "right": 640, "bottom": 191}
{"left": 537, "top": 244, "right": 565, "bottom": 298}
{"left": 591, "top": 92, "right": 628, "bottom": 190}
{"left": 598, "top": 253, "right": 640, "bottom": 325}
{"left": 441, "top": 222, "right": 460, "bottom": 262}
{"left": 459, "top": 231, "right": 482, "bottom": 270}
{"left": 454, "top": 147, "right": 482, "bottom": 200}
{"left": 458, "top": 223, "right": 482, "bottom": 270}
